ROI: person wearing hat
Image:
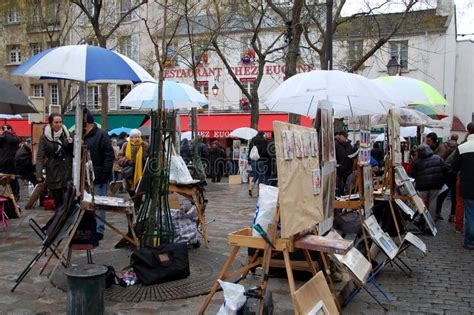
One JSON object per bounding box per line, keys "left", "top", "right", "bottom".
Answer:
{"left": 84, "top": 110, "right": 115, "bottom": 240}
{"left": 335, "top": 130, "right": 353, "bottom": 196}
{"left": 118, "top": 128, "right": 148, "bottom": 209}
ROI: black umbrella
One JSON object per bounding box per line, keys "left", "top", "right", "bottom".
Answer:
{"left": 0, "top": 79, "right": 38, "bottom": 114}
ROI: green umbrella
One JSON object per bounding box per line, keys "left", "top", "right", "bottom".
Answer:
{"left": 374, "top": 76, "right": 449, "bottom": 107}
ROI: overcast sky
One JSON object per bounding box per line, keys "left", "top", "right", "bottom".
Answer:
{"left": 341, "top": 0, "right": 473, "bottom": 41}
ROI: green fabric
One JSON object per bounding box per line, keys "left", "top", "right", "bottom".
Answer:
{"left": 64, "top": 114, "right": 147, "bottom": 130}
{"left": 417, "top": 80, "right": 449, "bottom": 106}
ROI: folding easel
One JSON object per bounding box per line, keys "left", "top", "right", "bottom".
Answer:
{"left": 199, "top": 205, "right": 353, "bottom": 314}
{"left": 0, "top": 174, "right": 20, "bottom": 217}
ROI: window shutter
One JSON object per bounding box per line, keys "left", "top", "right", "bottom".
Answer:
{"left": 108, "top": 84, "right": 118, "bottom": 110}
{"left": 131, "top": 34, "right": 139, "bottom": 62}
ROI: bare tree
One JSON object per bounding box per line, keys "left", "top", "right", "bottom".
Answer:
{"left": 71, "top": 0, "right": 148, "bottom": 131}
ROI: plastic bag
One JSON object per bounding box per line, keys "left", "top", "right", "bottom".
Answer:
{"left": 249, "top": 146, "right": 260, "bottom": 161}
{"left": 252, "top": 184, "right": 279, "bottom": 237}
{"left": 217, "top": 280, "right": 246, "bottom": 315}
{"left": 170, "top": 155, "right": 194, "bottom": 184}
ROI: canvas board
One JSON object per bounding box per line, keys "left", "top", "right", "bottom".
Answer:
{"left": 292, "top": 271, "right": 339, "bottom": 315}
{"left": 274, "top": 121, "right": 323, "bottom": 238}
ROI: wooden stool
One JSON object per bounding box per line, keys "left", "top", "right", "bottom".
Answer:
{"left": 66, "top": 244, "right": 94, "bottom": 267}
{"left": 0, "top": 197, "right": 8, "bottom": 230}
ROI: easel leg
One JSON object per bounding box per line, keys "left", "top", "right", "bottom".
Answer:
{"left": 302, "top": 249, "right": 317, "bottom": 275}
{"left": 282, "top": 245, "right": 299, "bottom": 314}
{"left": 319, "top": 252, "right": 342, "bottom": 312}
{"left": 199, "top": 246, "right": 240, "bottom": 315}
{"left": 388, "top": 199, "right": 403, "bottom": 243}
{"left": 195, "top": 197, "right": 208, "bottom": 248}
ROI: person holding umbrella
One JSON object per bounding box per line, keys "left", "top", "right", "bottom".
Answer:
{"left": 36, "top": 113, "right": 73, "bottom": 211}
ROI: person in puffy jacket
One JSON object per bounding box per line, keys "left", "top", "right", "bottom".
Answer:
{"left": 410, "top": 143, "right": 445, "bottom": 218}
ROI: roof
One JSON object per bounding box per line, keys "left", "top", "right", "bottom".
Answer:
{"left": 334, "top": 9, "right": 450, "bottom": 40}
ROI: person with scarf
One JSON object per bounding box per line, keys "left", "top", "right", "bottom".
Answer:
{"left": 36, "top": 113, "right": 73, "bottom": 211}
{"left": 118, "top": 128, "right": 148, "bottom": 209}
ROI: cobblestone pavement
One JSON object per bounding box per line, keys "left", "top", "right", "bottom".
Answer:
{"left": 0, "top": 181, "right": 473, "bottom": 314}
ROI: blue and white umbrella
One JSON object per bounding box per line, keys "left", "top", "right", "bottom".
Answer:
{"left": 12, "top": 44, "right": 155, "bottom": 84}
{"left": 120, "top": 81, "right": 208, "bottom": 110}
{"left": 108, "top": 127, "right": 131, "bottom": 136}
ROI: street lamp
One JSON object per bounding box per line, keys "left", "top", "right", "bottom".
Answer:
{"left": 387, "top": 56, "right": 401, "bottom": 76}
{"left": 211, "top": 83, "right": 219, "bottom": 96}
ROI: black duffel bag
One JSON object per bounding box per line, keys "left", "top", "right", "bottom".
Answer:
{"left": 132, "top": 243, "right": 190, "bottom": 285}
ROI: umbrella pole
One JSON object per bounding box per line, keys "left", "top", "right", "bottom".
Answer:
{"left": 73, "top": 83, "right": 85, "bottom": 196}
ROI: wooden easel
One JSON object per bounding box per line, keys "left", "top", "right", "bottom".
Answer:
{"left": 199, "top": 206, "right": 352, "bottom": 314}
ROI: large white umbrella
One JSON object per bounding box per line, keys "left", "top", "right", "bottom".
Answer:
{"left": 265, "top": 70, "right": 401, "bottom": 117}
{"left": 400, "top": 126, "right": 432, "bottom": 138}
{"left": 120, "top": 81, "right": 208, "bottom": 110}
{"left": 229, "top": 127, "right": 257, "bottom": 140}
{"left": 374, "top": 133, "right": 407, "bottom": 142}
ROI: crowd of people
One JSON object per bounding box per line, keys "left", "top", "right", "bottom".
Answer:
{"left": 333, "top": 126, "right": 474, "bottom": 250}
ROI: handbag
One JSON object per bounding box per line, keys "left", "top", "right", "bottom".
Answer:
{"left": 131, "top": 243, "right": 190, "bottom": 285}
{"left": 121, "top": 164, "right": 134, "bottom": 180}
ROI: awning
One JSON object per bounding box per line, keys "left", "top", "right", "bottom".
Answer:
{"left": 1, "top": 119, "right": 31, "bottom": 137}
{"left": 64, "top": 113, "right": 148, "bottom": 130}
{"left": 142, "top": 113, "right": 314, "bottom": 138}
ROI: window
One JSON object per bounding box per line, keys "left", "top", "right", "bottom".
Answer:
{"left": 119, "top": 85, "right": 131, "bottom": 101}
{"left": 6, "top": 7, "right": 20, "bottom": 24}
{"left": 9, "top": 45, "right": 21, "bottom": 64}
{"left": 49, "top": 84, "right": 58, "bottom": 105}
{"left": 48, "top": 41, "right": 60, "bottom": 48}
{"left": 240, "top": 78, "right": 255, "bottom": 110}
{"left": 32, "top": 0, "right": 42, "bottom": 26}
{"left": 87, "top": 86, "right": 99, "bottom": 109}
{"left": 30, "top": 43, "right": 42, "bottom": 56}
{"left": 32, "top": 84, "right": 44, "bottom": 97}
{"left": 347, "top": 40, "right": 363, "bottom": 67}
{"left": 241, "top": 36, "right": 252, "bottom": 53}
{"left": 390, "top": 41, "right": 408, "bottom": 70}
{"left": 118, "top": 36, "right": 132, "bottom": 58}
{"left": 196, "top": 81, "right": 209, "bottom": 98}
{"left": 120, "top": 0, "right": 132, "bottom": 21}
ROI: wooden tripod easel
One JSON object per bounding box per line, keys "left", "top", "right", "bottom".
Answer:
{"left": 199, "top": 205, "right": 352, "bottom": 314}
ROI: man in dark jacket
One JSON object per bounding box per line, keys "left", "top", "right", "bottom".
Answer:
{"left": 84, "top": 111, "right": 114, "bottom": 239}
{"left": 0, "top": 125, "right": 20, "bottom": 197}
{"left": 248, "top": 131, "right": 268, "bottom": 196}
{"left": 335, "top": 131, "right": 353, "bottom": 196}
{"left": 446, "top": 122, "right": 474, "bottom": 249}
{"left": 411, "top": 143, "right": 445, "bottom": 219}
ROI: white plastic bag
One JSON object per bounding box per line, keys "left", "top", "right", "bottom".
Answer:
{"left": 216, "top": 280, "right": 246, "bottom": 315}
{"left": 169, "top": 155, "right": 194, "bottom": 184}
{"left": 252, "top": 184, "right": 279, "bottom": 237}
{"left": 249, "top": 146, "right": 260, "bottom": 161}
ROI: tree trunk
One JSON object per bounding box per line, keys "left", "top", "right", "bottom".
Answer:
{"left": 250, "top": 90, "right": 259, "bottom": 129}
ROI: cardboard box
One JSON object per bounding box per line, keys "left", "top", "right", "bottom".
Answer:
{"left": 228, "top": 175, "right": 242, "bottom": 185}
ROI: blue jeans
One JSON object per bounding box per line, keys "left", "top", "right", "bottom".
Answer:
{"left": 94, "top": 183, "right": 108, "bottom": 235}
{"left": 251, "top": 160, "right": 266, "bottom": 185}
{"left": 463, "top": 198, "right": 474, "bottom": 247}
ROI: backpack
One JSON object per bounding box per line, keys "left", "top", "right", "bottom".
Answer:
{"left": 249, "top": 146, "right": 260, "bottom": 161}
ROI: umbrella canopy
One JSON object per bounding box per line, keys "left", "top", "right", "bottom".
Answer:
{"left": 265, "top": 70, "right": 400, "bottom": 117}
{"left": 120, "top": 81, "right": 208, "bottom": 110}
{"left": 0, "top": 79, "right": 38, "bottom": 114}
{"left": 374, "top": 133, "right": 407, "bottom": 142}
{"left": 371, "top": 107, "right": 447, "bottom": 128}
{"left": 400, "top": 126, "right": 432, "bottom": 138}
{"left": 108, "top": 127, "right": 131, "bottom": 136}
{"left": 181, "top": 131, "right": 193, "bottom": 140}
{"left": 12, "top": 45, "right": 155, "bottom": 84}
{"left": 230, "top": 127, "right": 257, "bottom": 140}
{"left": 68, "top": 123, "right": 102, "bottom": 132}
{"left": 373, "top": 76, "right": 449, "bottom": 107}
{"left": 139, "top": 125, "right": 151, "bottom": 137}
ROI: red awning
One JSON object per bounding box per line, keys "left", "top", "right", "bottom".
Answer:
{"left": 142, "top": 113, "right": 313, "bottom": 138}
{"left": 1, "top": 119, "right": 31, "bottom": 137}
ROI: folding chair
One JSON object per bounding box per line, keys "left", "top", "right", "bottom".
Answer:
{"left": 11, "top": 184, "right": 82, "bottom": 292}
